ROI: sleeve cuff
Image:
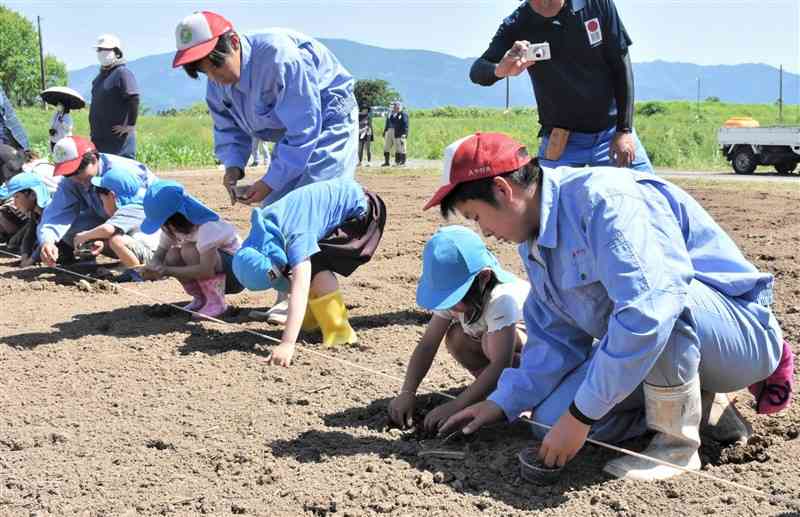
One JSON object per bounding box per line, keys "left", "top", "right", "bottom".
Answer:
{"left": 569, "top": 401, "right": 598, "bottom": 425}
{"left": 573, "top": 385, "right": 614, "bottom": 421}
{"left": 487, "top": 391, "right": 522, "bottom": 423}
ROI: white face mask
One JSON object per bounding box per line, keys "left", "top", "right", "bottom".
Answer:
{"left": 97, "top": 49, "right": 116, "bottom": 67}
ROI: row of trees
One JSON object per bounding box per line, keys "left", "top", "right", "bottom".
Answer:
{"left": 0, "top": 6, "right": 69, "bottom": 106}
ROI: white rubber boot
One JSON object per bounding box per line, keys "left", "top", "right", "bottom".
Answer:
{"left": 700, "top": 391, "right": 751, "bottom": 446}
{"left": 249, "top": 290, "right": 289, "bottom": 324}
{"left": 603, "top": 377, "right": 702, "bottom": 480}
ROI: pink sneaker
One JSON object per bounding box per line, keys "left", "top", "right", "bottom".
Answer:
{"left": 180, "top": 280, "right": 206, "bottom": 312}
{"left": 194, "top": 274, "right": 228, "bottom": 320}
{"left": 749, "top": 341, "right": 794, "bottom": 414}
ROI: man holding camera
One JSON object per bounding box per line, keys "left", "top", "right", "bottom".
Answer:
{"left": 470, "top": 0, "right": 652, "bottom": 172}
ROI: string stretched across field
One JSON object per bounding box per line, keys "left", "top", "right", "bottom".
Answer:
{"left": 0, "top": 248, "right": 796, "bottom": 508}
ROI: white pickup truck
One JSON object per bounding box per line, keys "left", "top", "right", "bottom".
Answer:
{"left": 717, "top": 126, "right": 800, "bottom": 174}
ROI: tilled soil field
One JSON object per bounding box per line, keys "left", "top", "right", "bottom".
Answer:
{"left": 1, "top": 169, "right": 799, "bottom": 516}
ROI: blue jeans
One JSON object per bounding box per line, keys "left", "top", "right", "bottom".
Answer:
{"left": 529, "top": 280, "right": 782, "bottom": 443}
{"left": 538, "top": 126, "right": 653, "bottom": 173}
{"left": 119, "top": 131, "right": 137, "bottom": 159}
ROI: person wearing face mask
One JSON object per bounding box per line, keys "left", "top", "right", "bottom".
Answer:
{"left": 471, "top": 0, "right": 652, "bottom": 172}
{"left": 89, "top": 34, "right": 140, "bottom": 159}
{"left": 172, "top": 11, "right": 359, "bottom": 325}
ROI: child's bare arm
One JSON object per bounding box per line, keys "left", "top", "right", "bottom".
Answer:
{"left": 423, "top": 325, "right": 517, "bottom": 431}
{"left": 268, "top": 259, "right": 311, "bottom": 367}
{"left": 388, "top": 315, "right": 450, "bottom": 427}
{"left": 163, "top": 248, "right": 218, "bottom": 280}
{"left": 147, "top": 247, "right": 168, "bottom": 267}
{"left": 400, "top": 315, "right": 451, "bottom": 394}
{"left": 73, "top": 223, "right": 116, "bottom": 248}
{"left": 455, "top": 325, "right": 516, "bottom": 407}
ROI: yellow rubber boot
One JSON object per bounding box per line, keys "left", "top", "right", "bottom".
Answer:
{"left": 308, "top": 290, "right": 357, "bottom": 347}
{"left": 301, "top": 305, "right": 319, "bottom": 332}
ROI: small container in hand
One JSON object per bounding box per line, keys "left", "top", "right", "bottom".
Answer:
{"left": 518, "top": 445, "right": 563, "bottom": 485}
{"left": 233, "top": 184, "right": 251, "bottom": 201}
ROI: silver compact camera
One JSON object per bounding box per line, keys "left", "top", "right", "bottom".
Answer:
{"left": 524, "top": 42, "right": 551, "bottom": 62}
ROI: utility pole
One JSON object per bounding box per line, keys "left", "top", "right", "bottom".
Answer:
{"left": 505, "top": 77, "right": 510, "bottom": 110}
{"left": 37, "top": 16, "right": 46, "bottom": 108}
{"left": 778, "top": 64, "right": 783, "bottom": 124}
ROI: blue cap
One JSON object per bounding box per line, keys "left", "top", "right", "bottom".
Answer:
{"left": 140, "top": 180, "right": 219, "bottom": 235}
{"left": 232, "top": 208, "right": 290, "bottom": 292}
{"left": 90, "top": 168, "right": 143, "bottom": 207}
{"left": 0, "top": 172, "right": 51, "bottom": 208}
{"left": 416, "top": 225, "right": 516, "bottom": 310}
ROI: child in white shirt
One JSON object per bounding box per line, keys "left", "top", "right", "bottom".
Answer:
{"left": 389, "top": 226, "right": 530, "bottom": 432}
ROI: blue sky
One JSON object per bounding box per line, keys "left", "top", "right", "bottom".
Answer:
{"left": 6, "top": 0, "right": 800, "bottom": 73}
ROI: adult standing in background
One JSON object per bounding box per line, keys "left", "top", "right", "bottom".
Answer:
{"left": 382, "top": 102, "right": 408, "bottom": 167}
{"left": 250, "top": 138, "right": 270, "bottom": 168}
{"left": 0, "top": 85, "right": 29, "bottom": 151}
{"left": 90, "top": 34, "right": 140, "bottom": 159}
{"left": 357, "top": 106, "right": 374, "bottom": 167}
{"left": 470, "top": 0, "right": 652, "bottom": 172}
{"left": 172, "top": 10, "right": 359, "bottom": 324}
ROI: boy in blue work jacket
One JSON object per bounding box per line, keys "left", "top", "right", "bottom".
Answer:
{"left": 38, "top": 136, "right": 157, "bottom": 267}
{"left": 433, "top": 132, "right": 794, "bottom": 481}
{"left": 172, "top": 10, "right": 359, "bottom": 323}
{"left": 172, "top": 11, "right": 358, "bottom": 207}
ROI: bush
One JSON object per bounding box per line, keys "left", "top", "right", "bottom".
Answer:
{"left": 637, "top": 102, "right": 668, "bottom": 117}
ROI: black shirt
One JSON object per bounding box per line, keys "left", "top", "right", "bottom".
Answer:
{"left": 89, "top": 64, "right": 139, "bottom": 153}
{"left": 471, "top": 0, "right": 633, "bottom": 133}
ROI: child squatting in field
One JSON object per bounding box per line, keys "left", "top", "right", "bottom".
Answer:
{"left": 0, "top": 145, "right": 60, "bottom": 265}
{"left": 38, "top": 136, "right": 158, "bottom": 268}
{"left": 232, "top": 178, "right": 386, "bottom": 367}
{"left": 0, "top": 172, "right": 51, "bottom": 267}
{"left": 72, "top": 167, "right": 161, "bottom": 278}
{"left": 389, "top": 225, "right": 530, "bottom": 432}
{"left": 139, "top": 180, "right": 245, "bottom": 319}
{"left": 431, "top": 132, "right": 794, "bottom": 481}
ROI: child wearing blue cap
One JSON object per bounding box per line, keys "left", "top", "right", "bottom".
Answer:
{"left": 388, "top": 225, "right": 530, "bottom": 431}
{"left": 70, "top": 168, "right": 160, "bottom": 275}
{"left": 139, "top": 180, "right": 244, "bottom": 319}
{"left": 0, "top": 172, "right": 51, "bottom": 267}
{"left": 0, "top": 147, "right": 59, "bottom": 252}
{"left": 232, "top": 178, "right": 386, "bottom": 367}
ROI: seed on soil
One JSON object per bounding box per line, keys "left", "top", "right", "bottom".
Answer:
{"left": 609, "top": 498, "right": 628, "bottom": 511}
{"left": 416, "top": 471, "right": 434, "bottom": 488}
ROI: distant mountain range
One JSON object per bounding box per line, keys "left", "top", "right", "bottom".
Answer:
{"left": 68, "top": 38, "right": 799, "bottom": 112}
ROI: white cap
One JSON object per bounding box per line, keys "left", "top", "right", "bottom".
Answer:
{"left": 94, "top": 34, "right": 122, "bottom": 50}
